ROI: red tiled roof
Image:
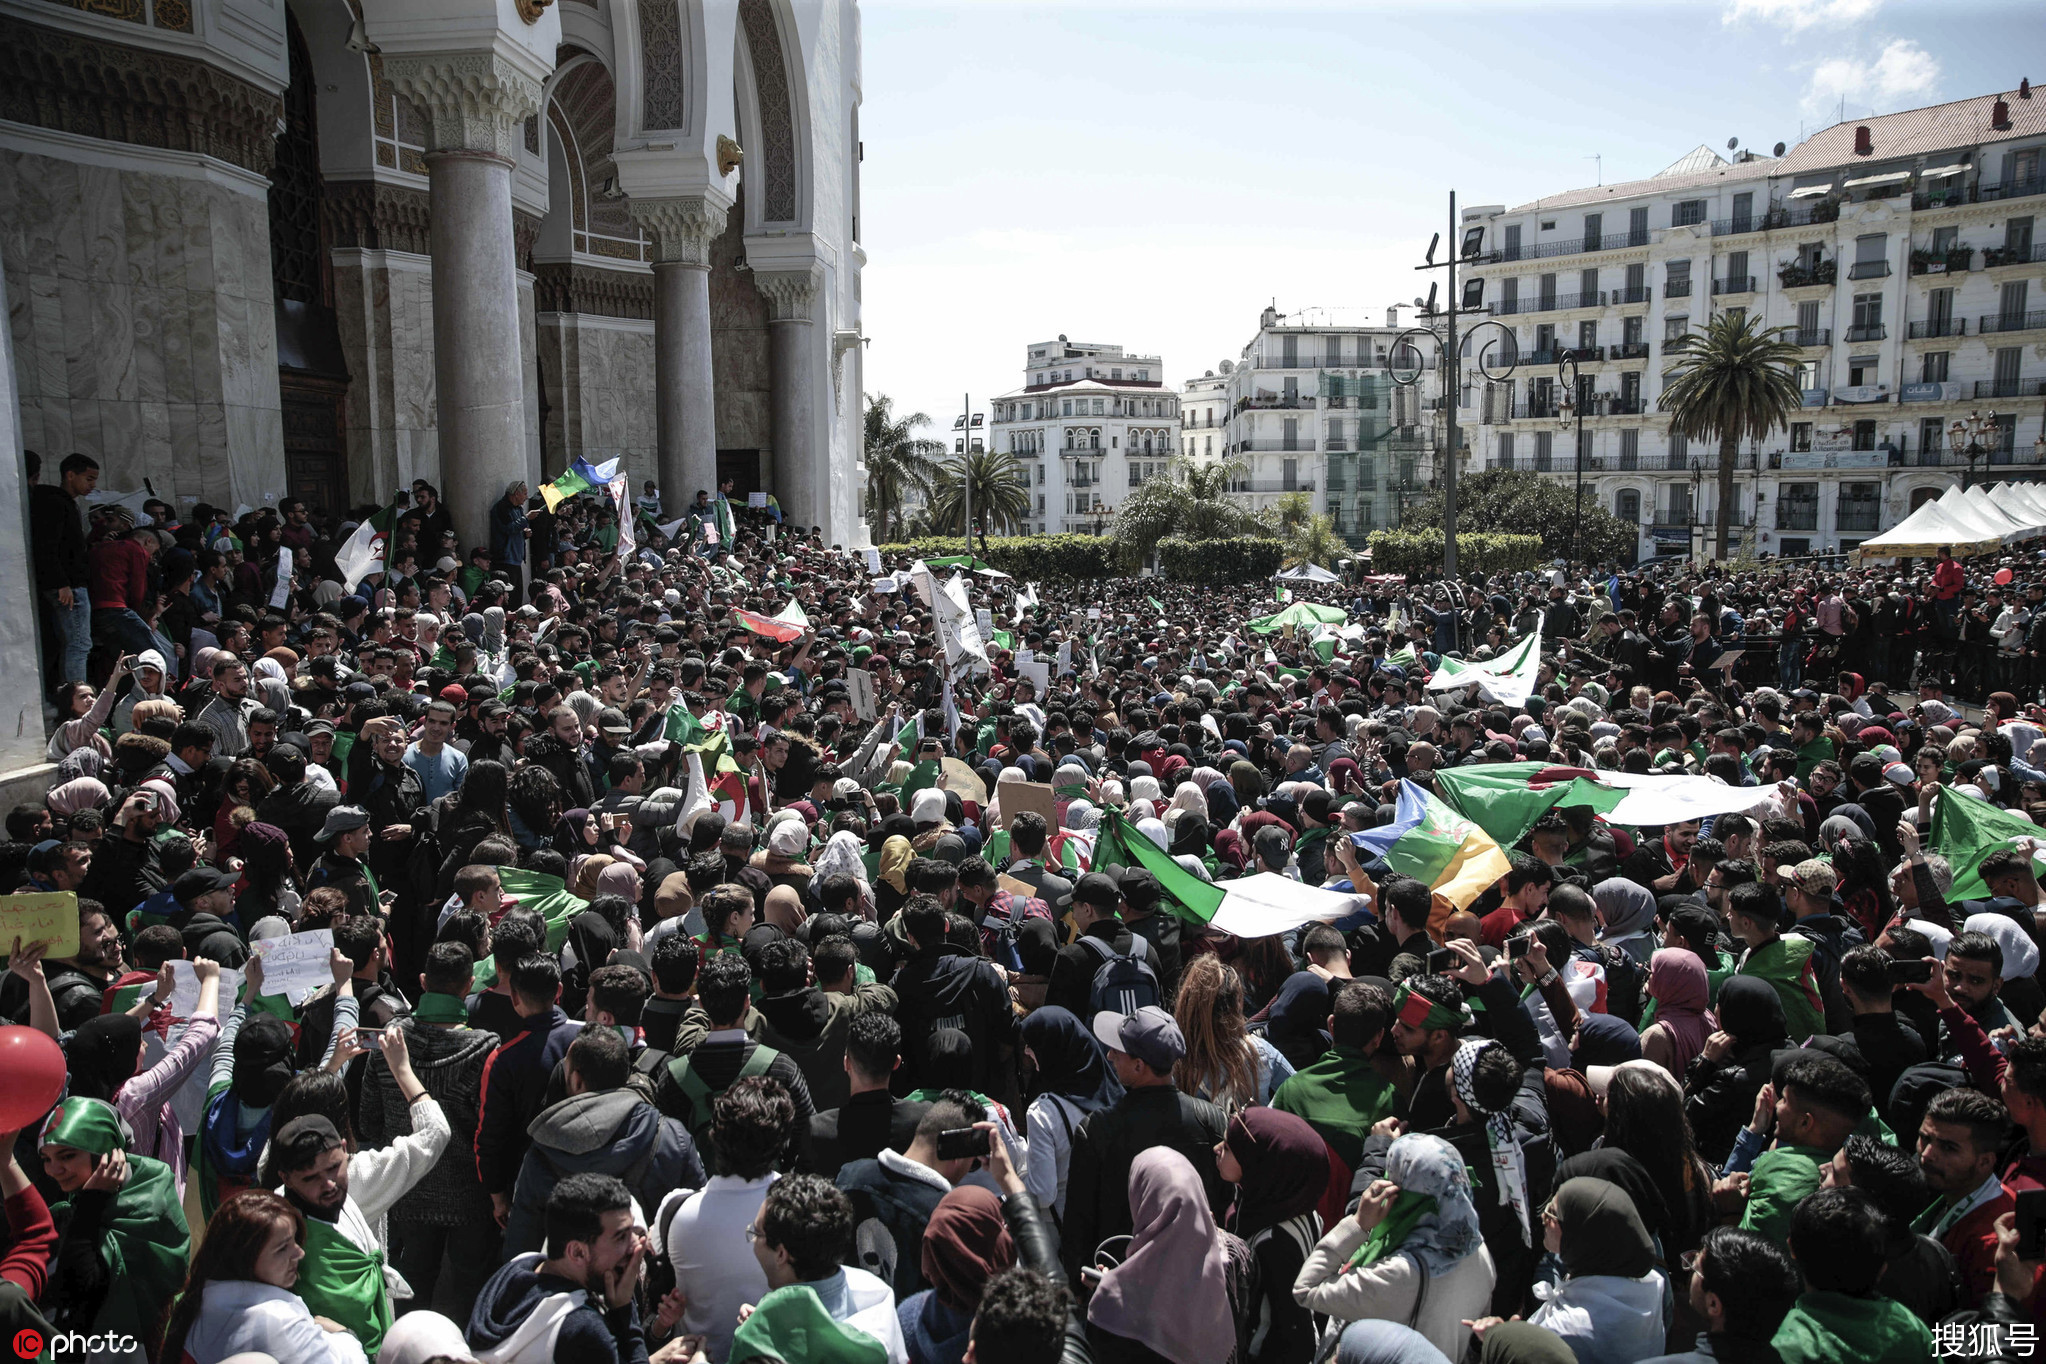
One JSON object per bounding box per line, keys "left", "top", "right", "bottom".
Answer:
{"left": 1774, "top": 90, "right": 2046, "bottom": 173}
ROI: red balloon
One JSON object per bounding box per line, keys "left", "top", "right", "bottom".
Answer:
{"left": 0, "top": 1026, "right": 68, "bottom": 1133}
{"left": 1996, "top": 568, "right": 2015, "bottom": 586}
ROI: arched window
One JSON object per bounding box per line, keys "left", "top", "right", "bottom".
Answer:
{"left": 1615, "top": 489, "right": 1641, "bottom": 523}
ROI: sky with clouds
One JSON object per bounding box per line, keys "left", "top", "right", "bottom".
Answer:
{"left": 855, "top": 0, "right": 2043, "bottom": 444}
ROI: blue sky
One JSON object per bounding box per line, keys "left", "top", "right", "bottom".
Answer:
{"left": 856, "top": 0, "right": 2044, "bottom": 443}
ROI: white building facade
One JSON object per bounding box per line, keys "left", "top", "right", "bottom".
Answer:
{"left": 1457, "top": 87, "right": 2045, "bottom": 562}
{"left": 1191, "top": 308, "right": 1444, "bottom": 547}
{"left": 990, "top": 337, "right": 1179, "bottom": 535}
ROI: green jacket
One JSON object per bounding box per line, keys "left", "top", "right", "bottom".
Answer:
{"left": 1271, "top": 1045, "right": 1395, "bottom": 1172}
{"left": 1740, "top": 1144, "right": 1828, "bottom": 1246}
{"left": 1772, "top": 1289, "right": 1931, "bottom": 1364}
{"left": 1736, "top": 935, "right": 1824, "bottom": 1042}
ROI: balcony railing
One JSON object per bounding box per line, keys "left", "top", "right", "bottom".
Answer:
{"left": 1766, "top": 203, "right": 1843, "bottom": 230}
{"left": 1847, "top": 260, "right": 1892, "bottom": 280}
{"left": 1779, "top": 260, "right": 1837, "bottom": 288}
{"left": 1611, "top": 340, "right": 1651, "bottom": 359}
{"left": 1980, "top": 177, "right": 2046, "bottom": 204}
{"left": 1059, "top": 447, "right": 1103, "bottom": 456}
{"left": 1238, "top": 440, "right": 1314, "bottom": 452}
{"left": 1613, "top": 286, "right": 1652, "bottom": 305}
{"left": 1711, "top": 216, "right": 1763, "bottom": 237}
{"left": 1776, "top": 509, "right": 1820, "bottom": 530}
{"left": 1910, "top": 248, "right": 1975, "bottom": 276}
{"left": 1836, "top": 509, "right": 1881, "bottom": 531}
{"left": 1792, "top": 328, "right": 1832, "bottom": 346}
{"left": 1976, "top": 379, "right": 2046, "bottom": 398}
{"left": 1226, "top": 481, "right": 1317, "bottom": 494}
{"left": 1665, "top": 279, "right": 1693, "bottom": 298}
{"left": 1491, "top": 290, "right": 1604, "bottom": 316}
{"left": 1845, "top": 322, "right": 1888, "bottom": 342}
{"left": 1483, "top": 230, "right": 1648, "bottom": 263}
{"left": 1981, "top": 310, "right": 2046, "bottom": 335}
{"left": 1713, "top": 276, "right": 1759, "bottom": 295}
{"left": 1593, "top": 452, "right": 1758, "bottom": 472}
{"left": 1239, "top": 396, "right": 1316, "bottom": 410}
{"left": 1907, "top": 318, "right": 1966, "bottom": 339}
{"left": 1985, "top": 244, "right": 2046, "bottom": 268}
{"left": 1650, "top": 511, "right": 1698, "bottom": 528}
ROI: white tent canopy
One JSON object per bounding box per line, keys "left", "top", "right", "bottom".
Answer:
{"left": 1961, "top": 484, "right": 2046, "bottom": 539}
{"left": 1936, "top": 485, "right": 2025, "bottom": 544}
{"left": 1275, "top": 563, "right": 1341, "bottom": 583}
{"left": 1854, "top": 495, "right": 2004, "bottom": 559}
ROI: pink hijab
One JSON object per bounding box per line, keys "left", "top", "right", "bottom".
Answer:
{"left": 1647, "top": 947, "right": 1715, "bottom": 1080}
{"left": 1086, "top": 1147, "right": 1235, "bottom": 1364}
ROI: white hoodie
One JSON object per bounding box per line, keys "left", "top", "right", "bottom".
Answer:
{"left": 178, "top": 1279, "right": 369, "bottom": 1364}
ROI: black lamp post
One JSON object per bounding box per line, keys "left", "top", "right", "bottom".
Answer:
{"left": 1557, "top": 352, "right": 1585, "bottom": 570}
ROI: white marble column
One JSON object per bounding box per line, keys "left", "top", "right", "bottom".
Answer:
{"left": 382, "top": 53, "right": 542, "bottom": 554}
{"left": 631, "top": 197, "right": 725, "bottom": 509}
{"left": 758, "top": 269, "right": 820, "bottom": 531}
{"left": 0, "top": 248, "right": 52, "bottom": 801}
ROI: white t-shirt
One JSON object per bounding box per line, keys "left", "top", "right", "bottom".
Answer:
{"left": 666, "top": 1172, "right": 780, "bottom": 1364}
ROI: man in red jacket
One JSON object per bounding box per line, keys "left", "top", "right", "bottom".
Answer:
{"left": 86, "top": 505, "right": 161, "bottom": 665}
{"left": 1915, "top": 1086, "right": 2016, "bottom": 1307}
{"left": 1931, "top": 545, "right": 1966, "bottom": 636}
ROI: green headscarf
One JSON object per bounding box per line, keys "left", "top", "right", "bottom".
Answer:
{"left": 38, "top": 1096, "right": 131, "bottom": 1156}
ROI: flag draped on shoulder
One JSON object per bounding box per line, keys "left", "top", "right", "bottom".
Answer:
{"left": 336, "top": 497, "right": 400, "bottom": 591}
{"left": 1353, "top": 779, "right": 1512, "bottom": 923}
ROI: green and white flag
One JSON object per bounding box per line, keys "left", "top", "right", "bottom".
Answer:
{"left": 336, "top": 497, "right": 400, "bottom": 590}
{"left": 1425, "top": 626, "right": 1543, "bottom": 707}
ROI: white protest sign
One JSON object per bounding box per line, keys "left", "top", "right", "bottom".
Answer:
{"left": 1015, "top": 649, "right": 1034, "bottom": 668}
{"left": 1056, "top": 640, "right": 1073, "bottom": 674}
{"left": 865, "top": 548, "right": 884, "bottom": 575}
{"left": 975, "top": 608, "right": 996, "bottom": 639}
{"left": 1087, "top": 607, "right": 1101, "bottom": 621}
{"left": 748, "top": 492, "right": 768, "bottom": 508}
{"left": 270, "top": 547, "right": 293, "bottom": 609}
{"left": 1018, "top": 657, "right": 1050, "bottom": 694}
{"left": 166, "top": 959, "right": 242, "bottom": 1020}
{"left": 846, "top": 667, "right": 877, "bottom": 721}
{"left": 250, "top": 928, "right": 334, "bottom": 1003}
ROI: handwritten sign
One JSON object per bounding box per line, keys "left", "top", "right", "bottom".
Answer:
{"left": 865, "top": 548, "right": 883, "bottom": 575}
{"left": 250, "top": 928, "right": 334, "bottom": 1003}
{"left": 166, "top": 960, "right": 242, "bottom": 1021}
{"left": 1056, "top": 641, "right": 1073, "bottom": 674}
{"left": 998, "top": 781, "right": 1057, "bottom": 832}
{"left": 975, "top": 608, "right": 996, "bottom": 639}
{"left": 846, "top": 667, "right": 877, "bottom": 722}
{"left": 748, "top": 492, "right": 768, "bottom": 508}
{"left": 1017, "top": 658, "right": 1050, "bottom": 695}
{"left": 0, "top": 892, "right": 78, "bottom": 958}
{"left": 997, "top": 873, "right": 1038, "bottom": 900}
{"left": 270, "top": 547, "right": 293, "bottom": 609}
{"left": 1087, "top": 607, "right": 1102, "bottom": 621}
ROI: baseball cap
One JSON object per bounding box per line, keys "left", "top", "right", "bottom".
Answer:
{"left": 1788, "top": 858, "right": 1840, "bottom": 897}
{"left": 597, "top": 707, "right": 632, "bottom": 736}
{"left": 171, "top": 866, "right": 237, "bottom": 903}
{"left": 1059, "top": 872, "right": 1122, "bottom": 910}
{"left": 316, "top": 805, "right": 371, "bottom": 842}
{"left": 1115, "top": 868, "right": 1162, "bottom": 915}
{"left": 1092, "top": 1006, "right": 1186, "bottom": 1074}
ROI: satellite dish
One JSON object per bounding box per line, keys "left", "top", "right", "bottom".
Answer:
{"left": 1727, "top": 136, "right": 1739, "bottom": 150}
{"left": 1204, "top": 369, "right": 1215, "bottom": 378}
{"left": 1219, "top": 360, "right": 1234, "bottom": 374}
{"left": 1773, "top": 141, "right": 1786, "bottom": 157}
{"left": 1413, "top": 297, "right": 1426, "bottom": 308}
{"left": 1058, "top": 333, "right": 1067, "bottom": 342}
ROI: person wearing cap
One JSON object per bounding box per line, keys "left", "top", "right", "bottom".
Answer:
{"left": 307, "top": 805, "right": 382, "bottom": 920}
{"left": 1115, "top": 867, "right": 1183, "bottom": 1001}
{"left": 1059, "top": 1005, "right": 1227, "bottom": 1281}
{"left": 1043, "top": 872, "right": 1154, "bottom": 1020}
{"left": 165, "top": 865, "right": 250, "bottom": 966}
{"left": 37, "top": 1094, "right": 192, "bottom": 1360}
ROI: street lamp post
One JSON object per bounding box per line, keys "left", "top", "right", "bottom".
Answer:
{"left": 1950, "top": 410, "right": 1998, "bottom": 486}
{"left": 1556, "top": 352, "right": 1585, "bottom": 570}
{"left": 955, "top": 393, "right": 985, "bottom": 552}
{"left": 1689, "top": 459, "right": 1704, "bottom": 565}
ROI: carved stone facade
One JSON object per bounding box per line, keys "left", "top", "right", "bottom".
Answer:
{"left": 0, "top": 14, "right": 283, "bottom": 176}
{"left": 324, "top": 182, "right": 434, "bottom": 257}
{"left": 637, "top": 0, "right": 684, "bottom": 131}
{"left": 737, "top": 0, "right": 797, "bottom": 222}
{"left": 532, "top": 262, "right": 656, "bottom": 320}
{"left": 630, "top": 195, "right": 725, "bottom": 268}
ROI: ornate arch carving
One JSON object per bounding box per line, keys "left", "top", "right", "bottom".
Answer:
{"left": 637, "top": 0, "right": 683, "bottom": 131}
{"left": 737, "top": 0, "right": 796, "bottom": 222}
{"left": 548, "top": 51, "right": 649, "bottom": 263}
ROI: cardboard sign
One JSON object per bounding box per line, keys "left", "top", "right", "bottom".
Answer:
{"left": 748, "top": 492, "right": 768, "bottom": 508}
{"left": 1087, "top": 607, "right": 1102, "bottom": 621}
{"left": 846, "top": 667, "right": 877, "bottom": 721}
{"left": 865, "top": 548, "right": 884, "bottom": 575}
{"left": 999, "top": 781, "right": 1057, "bottom": 832}
{"left": 270, "top": 547, "right": 293, "bottom": 609}
{"left": 250, "top": 928, "right": 334, "bottom": 1003}
{"left": 0, "top": 892, "right": 78, "bottom": 958}
{"left": 1709, "top": 650, "right": 1744, "bottom": 673}
{"left": 166, "top": 960, "right": 242, "bottom": 1020}
{"left": 997, "top": 873, "right": 1038, "bottom": 900}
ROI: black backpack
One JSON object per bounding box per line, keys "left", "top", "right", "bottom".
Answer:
{"left": 1081, "top": 934, "right": 1160, "bottom": 1016}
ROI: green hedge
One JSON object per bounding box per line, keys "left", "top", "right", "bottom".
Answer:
{"left": 874, "top": 535, "right": 1116, "bottom": 581}
{"left": 1365, "top": 530, "right": 1544, "bottom": 576}
{"left": 1156, "top": 536, "right": 1286, "bottom": 584}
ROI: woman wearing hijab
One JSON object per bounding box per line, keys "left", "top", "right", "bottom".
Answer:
{"left": 1217, "top": 1108, "right": 1328, "bottom": 1364}
{"left": 1020, "top": 1006, "right": 1123, "bottom": 1219}
{"left": 1086, "top": 1147, "right": 1247, "bottom": 1364}
{"left": 896, "top": 1186, "right": 1015, "bottom": 1364}
{"left": 234, "top": 821, "right": 302, "bottom": 926}
{"left": 1521, "top": 1178, "right": 1667, "bottom": 1364}
{"left": 1684, "top": 974, "right": 1787, "bottom": 1165}
{"left": 875, "top": 834, "right": 915, "bottom": 917}
{"left": 1591, "top": 878, "right": 1658, "bottom": 968}
{"left": 71, "top": 959, "right": 223, "bottom": 1195}
{"left": 37, "top": 1096, "right": 192, "bottom": 1362}
{"left": 1296, "top": 1132, "right": 1495, "bottom": 1362}
{"left": 1639, "top": 947, "right": 1715, "bottom": 1083}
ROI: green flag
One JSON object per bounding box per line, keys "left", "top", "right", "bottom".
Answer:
{"left": 1095, "top": 810, "right": 1225, "bottom": 925}
{"left": 497, "top": 868, "right": 588, "bottom": 953}
{"left": 665, "top": 704, "right": 709, "bottom": 748}
{"left": 1147, "top": 596, "right": 1164, "bottom": 613}
{"left": 1312, "top": 637, "right": 1337, "bottom": 663}
{"left": 540, "top": 465, "right": 595, "bottom": 512}
{"left": 881, "top": 758, "right": 940, "bottom": 802}
{"left": 894, "top": 711, "right": 924, "bottom": 762}
{"left": 993, "top": 630, "right": 1015, "bottom": 651}
{"left": 1932, "top": 787, "right": 2046, "bottom": 901}
{"left": 1431, "top": 763, "right": 1626, "bottom": 850}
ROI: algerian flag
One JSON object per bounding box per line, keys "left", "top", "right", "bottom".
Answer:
{"left": 881, "top": 759, "right": 940, "bottom": 801}
{"left": 609, "top": 475, "right": 635, "bottom": 558}
{"left": 894, "top": 710, "right": 924, "bottom": 761}
{"left": 656, "top": 515, "right": 689, "bottom": 543}
{"left": 1092, "top": 810, "right": 1225, "bottom": 925}
{"left": 772, "top": 598, "right": 811, "bottom": 633}
{"left": 496, "top": 869, "right": 588, "bottom": 953}
{"left": 1426, "top": 626, "right": 1543, "bottom": 707}
{"left": 336, "top": 497, "right": 399, "bottom": 590}
{"left": 676, "top": 751, "right": 712, "bottom": 835}
{"left": 1147, "top": 596, "right": 1165, "bottom": 614}
{"left": 1276, "top": 583, "right": 1292, "bottom": 603}
{"left": 1932, "top": 786, "right": 2046, "bottom": 901}
{"left": 715, "top": 491, "right": 737, "bottom": 544}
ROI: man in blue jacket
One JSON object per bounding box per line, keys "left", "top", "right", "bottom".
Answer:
{"left": 503, "top": 1027, "right": 705, "bottom": 1256}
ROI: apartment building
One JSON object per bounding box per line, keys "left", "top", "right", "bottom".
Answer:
{"left": 1190, "top": 307, "right": 1445, "bottom": 546}
{"left": 990, "top": 336, "right": 1180, "bottom": 534}
{"left": 1456, "top": 86, "right": 2045, "bottom": 560}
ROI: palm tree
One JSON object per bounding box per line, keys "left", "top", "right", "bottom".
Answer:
{"left": 1660, "top": 312, "right": 1807, "bottom": 559}
{"left": 1110, "top": 457, "right": 1266, "bottom": 563}
{"left": 929, "top": 448, "right": 1033, "bottom": 550}
{"left": 863, "top": 394, "right": 945, "bottom": 543}
{"left": 1282, "top": 511, "right": 1347, "bottom": 571}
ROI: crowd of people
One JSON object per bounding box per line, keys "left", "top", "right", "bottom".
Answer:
{"left": 11, "top": 452, "right": 2046, "bottom": 1364}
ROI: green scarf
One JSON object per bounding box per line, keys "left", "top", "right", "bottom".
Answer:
{"left": 298, "top": 1213, "right": 391, "bottom": 1358}
{"left": 1347, "top": 1190, "right": 1438, "bottom": 1268}
{"left": 729, "top": 1284, "right": 888, "bottom": 1364}
{"left": 55, "top": 1151, "right": 189, "bottom": 1345}
{"left": 39, "top": 1096, "right": 129, "bottom": 1155}
{"left": 410, "top": 992, "right": 470, "bottom": 1024}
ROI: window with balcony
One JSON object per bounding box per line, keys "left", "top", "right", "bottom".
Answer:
{"left": 1580, "top": 267, "right": 1599, "bottom": 299}
{"left": 1671, "top": 429, "right": 1688, "bottom": 462}
{"left": 1497, "top": 433, "right": 1515, "bottom": 469}
{"left": 1667, "top": 259, "right": 1692, "bottom": 298}
{"left": 1535, "top": 430, "right": 1554, "bottom": 472}
{"left": 1853, "top": 420, "right": 1876, "bottom": 451}
{"left": 1838, "top": 482, "right": 1880, "bottom": 531}
{"left": 1504, "top": 224, "right": 1522, "bottom": 260}
{"left": 1851, "top": 233, "right": 1891, "bottom": 279}
{"left": 1502, "top": 278, "right": 1519, "bottom": 312}
{"left": 1578, "top": 320, "right": 1598, "bottom": 352}
{"left": 1850, "top": 293, "right": 1885, "bottom": 341}
{"left": 1282, "top": 459, "right": 1299, "bottom": 491}
{"left": 1583, "top": 212, "right": 1602, "bottom": 252}
{"left": 1666, "top": 315, "right": 1690, "bottom": 341}
{"left": 1629, "top": 206, "right": 1649, "bottom": 245}
{"left": 1779, "top": 482, "right": 1820, "bottom": 530}
{"left": 1619, "top": 428, "right": 1638, "bottom": 467}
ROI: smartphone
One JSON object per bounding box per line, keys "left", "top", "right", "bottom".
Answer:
{"left": 350, "top": 1026, "right": 383, "bottom": 1048}
{"left": 2018, "top": 1189, "right": 2046, "bottom": 1259}
{"left": 934, "top": 1127, "right": 991, "bottom": 1162}
{"left": 1889, "top": 958, "right": 1936, "bottom": 985}
{"left": 1426, "top": 948, "right": 1457, "bottom": 976}
{"left": 1508, "top": 937, "right": 1532, "bottom": 961}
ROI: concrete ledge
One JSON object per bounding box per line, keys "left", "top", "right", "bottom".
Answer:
{"left": 0, "top": 763, "right": 56, "bottom": 812}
